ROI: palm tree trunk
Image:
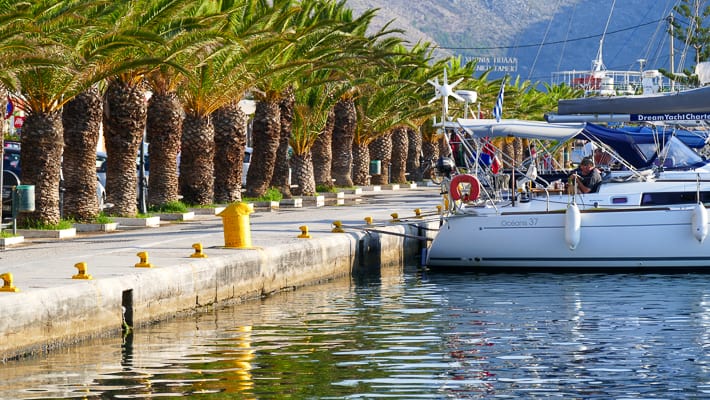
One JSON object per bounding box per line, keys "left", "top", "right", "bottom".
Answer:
{"left": 390, "top": 126, "right": 409, "bottom": 183}
{"left": 291, "top": 151, "right": 316, "bottom": 196}
{"left": 312, "top": 108, "right": 334, "bottom": 189}
{"left": 351, "top": 141, "right": 370, "bottom": 186}
{"left": 406, "top": 127, "right": 422, "bottom": 182}
{"left": 146, "top": 91, "right": 182, "bottom": 207}
{"left": 62, "top": 88, "right": 102, "bottom": 222}
{"left": 19, "top": 111, "right": 63, "bottom": 225}
{"left": 104, "top": 79, "right": 146, "bottom": 217}
{"left": 272, "top": 88, "right": 293, "bottom": 198}
{"left": 369, "top": 132, "right": 392, "bottom": 185}
{"left": 245, "top": 99, "right": 280, "bottom": 198}
{"left": 213, "top": 102, "right": 247, "bottom": 204}
{"left": 331, "top": 98, "right": 355, "bottom": 187}
{"left": 180, "top": 112, "right": 214, "bottom": 205}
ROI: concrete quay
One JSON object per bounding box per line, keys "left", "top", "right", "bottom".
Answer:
{"left": 0, "top": 186, "right": 443, "bottom": 361}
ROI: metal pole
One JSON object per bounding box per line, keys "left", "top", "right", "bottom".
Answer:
{"left": 669, "top": 13, "right": 675, "bottom": 91}
{"left": 138, "top": 137, "right": 147, "bottom": 214}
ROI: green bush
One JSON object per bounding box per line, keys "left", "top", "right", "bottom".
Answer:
{"left": 243, "top": 187, "right": 283, "bottom": 202}
{"left": 21, "top": 219, "right": 74, "bottom": 230}
{"left": 148, "top": 200, "right": 188, "bottom": 213}
{"left": 316, "top": 185, "right": 339, "bottom": 193}
{"left": 94, "top": 212, "right": 114, "bottom": 224}
{"left": 0, "top": 230, "right": 16, "bottom": 238}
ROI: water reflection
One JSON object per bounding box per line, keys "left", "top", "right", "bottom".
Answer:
{"left": 2, "top": 270, "right": 710, "bottom": 398}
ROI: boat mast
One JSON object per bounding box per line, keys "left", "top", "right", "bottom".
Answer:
{"left": 669, "top": 12, "right": 675, "bottom": 91}
{"left": 592, "top": 0, "right": 616, "bottom": 75}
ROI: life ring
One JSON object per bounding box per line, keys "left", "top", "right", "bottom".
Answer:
{"left": 450, "top": 174, "right": 480, "bottom": 202}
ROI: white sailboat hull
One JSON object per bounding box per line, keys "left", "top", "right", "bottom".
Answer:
{"left": 426, "top": 207, "right": 710, "bottom": 270}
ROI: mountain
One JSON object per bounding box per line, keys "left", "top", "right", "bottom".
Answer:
{"left": 345, "top": 0, "right": 678, "bottom": 84}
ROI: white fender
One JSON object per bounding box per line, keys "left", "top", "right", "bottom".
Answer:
{"left": 564, "top": 203, "right": 581, "bottom": 250}
{"left": 692, "top": 203, "right": 708, "bottom": 243}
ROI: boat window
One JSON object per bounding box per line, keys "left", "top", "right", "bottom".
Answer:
{"left": 641, "top": 191, "right": 710, "bottom": 206}
{"left": 611, "top": 197, "right": 628, "bottom": 204}
{"left": 638, "top": 136, "right": 706, "bottom": 169}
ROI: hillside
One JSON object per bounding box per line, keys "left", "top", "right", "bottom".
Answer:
{"left": 344, "top": 0, "right": 678, "bottom": 83}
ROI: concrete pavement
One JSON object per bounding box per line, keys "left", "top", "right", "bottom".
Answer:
{"left": 0, "top": 185, "right": 443, "bottom": 360}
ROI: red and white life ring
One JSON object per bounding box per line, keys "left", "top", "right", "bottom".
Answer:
{"left": 450, "top": 174, "right": 480, "bottom": 202}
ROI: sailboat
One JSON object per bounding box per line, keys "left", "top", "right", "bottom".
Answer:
{"left": 424, "top": 59, "right": 710, "bottom": 270}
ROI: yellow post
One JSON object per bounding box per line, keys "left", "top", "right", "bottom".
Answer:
{"left": 390, "top": 213, "right": 400, "bottom": 222}
{"left": 72, "top": 262, "right": 93, "bottom": 279}
{"left": 298, "top": 225, "right": 311, "bottom": 238}
{"left": 190, "top": 243, "right": 208, "bottom": 258}
{"left": 135, "top": 251, "right": 154, "bottom": 268}
{"left": 0, "top": 272, "right": 19, "bottom": 292}
{"left": 436, "top": 205, "right": 443, "bottom": 215}
{"left": 364, "top": 216, "right": 373, "bottom": 226}
{"left": 331, "top": 221, "right": 345, "bottom": 233}
{"left": 218, "top": 202, "right": 253, "bottom": 248}
{"left": 414, "top": 208, "right": 422, "bottom": 218}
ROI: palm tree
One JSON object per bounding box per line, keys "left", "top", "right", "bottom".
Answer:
{"left": 331, "top": 95, "right": 356, "bottom": 187}
{"left": 305, "top": 0, "right": 375, "bottom": 190}
{"left": 62, "top": 87, "right": 103, "bottom": 222}
{"left": 389, "top": 126, "right": 408, "bottom": 183}
{"left": 312, "top": 108, "right": 334, "bottom": 189}
{"left": 100, "top": 0, "right": 201, "bottom": 216}
{"left": 290, "top": 80, "right": 339, "bottom": 195}
{"left": 243, "top": 0, "right": 300, "bottom": 199}
{"left": 352, "top": 74, "right": 417, "bottom": 186}
{"left": 273, "top": 85, "right": 294, "bottom": 197}
{"left": 213, "top": 100, "right": 247, "bottom": 203}
{"left": 145, "top": 81, "right": 182, "bottom": 207}
{"left": 1, "top": 0, "right": 107, "bottom": 225}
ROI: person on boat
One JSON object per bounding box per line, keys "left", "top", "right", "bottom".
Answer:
{"left": 569, "top": 157, "right": 602, "bottom": 194}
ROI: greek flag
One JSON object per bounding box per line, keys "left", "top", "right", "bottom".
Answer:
{"left": 492, "top": 77, "right": 506, "bottom": 122}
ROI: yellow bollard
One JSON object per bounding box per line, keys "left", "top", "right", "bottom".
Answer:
{"left": 135, "top": 251, "right": 154, "bottom": 268}
{"left": 190, "top": 243, "right": 208, "bottom": 258}
{"left": 331, "top": 221, "right": 345, "bottom": 233}
{"left": 437, "top": 205, "right": 443, "bottom": 215}
{"left": 0, "top": 272, "right": 19, "bottom": 292}
{"left": 414, "top": 208, "right": 422, "bottom": 218}
{"left": 218, "top": 202, "right": 253, "bottom": 248}
{"left": 298, "top": 225, "right": 311, "bottom": 239}
{"left": 72, "top": 262, "right": 93, "bottom": 280}
{"left": 390, "top": 213, "right": 400, "bottom": 222}
{"left": 364, "top": 216, "right": 373, "bottom": 226}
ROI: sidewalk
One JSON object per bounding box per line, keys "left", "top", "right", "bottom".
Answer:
{"left": 0, "top": 185, "right": 443, "bottom": 360}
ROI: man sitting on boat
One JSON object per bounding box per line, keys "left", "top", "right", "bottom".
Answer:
{"left": 569, "top": 157, "right": 602, "bottom": 194}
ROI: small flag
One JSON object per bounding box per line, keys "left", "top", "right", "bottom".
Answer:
{"left": 5, "top": 96, "right": 13, "bottom": 120}
{"left": 492, "top": 77, "right": 507, "bottom": 123}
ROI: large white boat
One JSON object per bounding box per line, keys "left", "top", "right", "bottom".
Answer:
{"left": 425, "top": 106, "right": 710, "bottom": 270}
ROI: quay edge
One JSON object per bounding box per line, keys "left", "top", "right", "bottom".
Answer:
{"left": 0, "top": 220, "right": 439, "bottom": 361}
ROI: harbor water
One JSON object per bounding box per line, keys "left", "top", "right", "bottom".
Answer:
{"left": 2, "top": 267, "right": 710, "bottom": 398}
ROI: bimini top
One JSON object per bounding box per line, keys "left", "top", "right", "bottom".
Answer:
{"left": 578, "top": 123, "right": 708, "bottom": 169}
{"left": 456, "top": 118, "right": 708, "bottom": 170}
{"left": 456, "top": 118, "right": 586, "bottom": 141}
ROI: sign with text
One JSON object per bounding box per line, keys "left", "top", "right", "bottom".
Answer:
{"left": 631, "top": 112, "right": 710, "bottom": 122}
{"left": 466, "top": 56, "right": 518, "bottom": 73}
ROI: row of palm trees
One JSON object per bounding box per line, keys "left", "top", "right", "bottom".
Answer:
{"left": 0, "top": 0, "right": 581, "bottom": 226}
